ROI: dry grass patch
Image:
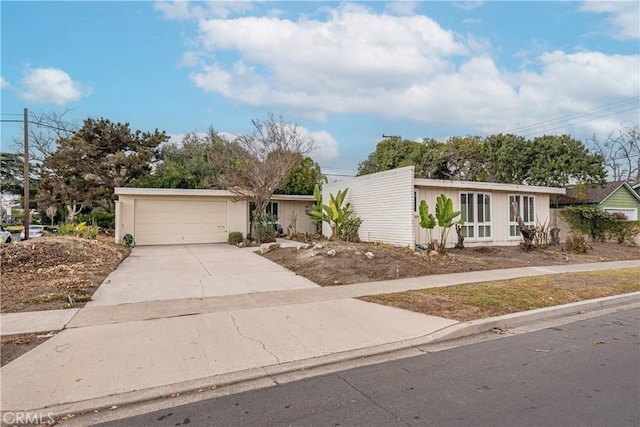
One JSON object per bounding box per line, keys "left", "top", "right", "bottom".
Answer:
{"left": 360, "top": 268, "right": 639, "bottom": 322}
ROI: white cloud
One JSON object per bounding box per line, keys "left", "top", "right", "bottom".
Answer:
{"left": 20, "top": 67, "right": 90, "bottom": 105}
{"left": 452, "top": 1, "right": 484, "bottom": 11}
{"left": 306, "top": 129, "right": 339, "bottom": 162}
{"left": 579, "top": 1, "right": 640, "bottom": 40}
{"left": 385, "top": 1, "right": 419, "bottom": 16}
{"left": 171, "top": 4, "right": 638, "bottom": 140}
{"left": 154, "top": 0, "right": 253, "bottom": 20}
{"left": 0, "top": 77, "right": 9, "bottom": 89}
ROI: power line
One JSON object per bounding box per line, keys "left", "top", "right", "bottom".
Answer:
{"left": 503, "top": 97, "right": 639, "bottom": 136}
{"left": 521, "top": 106, "right": 639, "bottom": 138}
{"left": 30, "top": 120, "right": 76, "bottom": 134}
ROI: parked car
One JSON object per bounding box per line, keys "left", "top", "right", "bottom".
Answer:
{"left": 0, "top": 225, "right": 12, "bottom": 243}
{"left": 20, "top": 225, "right": 57, "bottom": 241}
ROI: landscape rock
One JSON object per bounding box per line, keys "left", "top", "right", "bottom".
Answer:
{"left": 296, "top": 244, "right": 310, "bottom": 251}
{"left": 365, "top": 251, "right": 374, "bottom": 259}
{"left": 327, "top": 249, "right": 336, "bottom": 257}
{"left": 314, "top": 243, "right": 324, "bottom": 249}
{"left": 259, "top": 242, "right": 280, "bottom": 255}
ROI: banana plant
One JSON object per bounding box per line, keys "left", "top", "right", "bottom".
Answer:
{"left": 435, "top": 193, "right": 461, "bottom": 252}
{"left": 307, "top": 184, "right": 329, "bottom": 232}
{"left": 418, "top": 200, "right": 436, "bottom": 250}
{"left": 306, "top": 186, "right": 352, "bottom": 239}
{"left": 327, "top": 188, "right": 351, "bottom": 239}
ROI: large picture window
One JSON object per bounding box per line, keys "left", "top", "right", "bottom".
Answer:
{"left": 460, "top": 192, "right": 492, "bottom": 241}
{"left": 509, "top": 195, "right": 535, "bottom": 237}
{"left": 266, "top": 202, "right": 279, "bottom": 218}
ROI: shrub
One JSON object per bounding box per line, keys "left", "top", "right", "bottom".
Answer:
{"left": 560, "top": 206, "right": 618, "bottom": 241}
{"left": 121, "top": 233, "right": 135, "bottom": 247}
{"left": 254, "top": 212, "right": 277, "bottom": 243}
{"left": 608, "top": 217, "right": 640, "bottom": 244}
{"left": 77, "top": 207, "right": 115, "bottom": 229}
{"left": 228, "top": 231, "right": 244, "bottom": 245}
{"left": 57, "top": 222, "right": 99, "bottom": 239}
{"left": 565, "top": 233, "right": 590, "bottom": 254}
{"left": 340, "top": 216, "right": 363, "bottom": 242}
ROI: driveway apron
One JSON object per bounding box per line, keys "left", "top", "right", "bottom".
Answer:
{"left": 88, "top": 244, "right": 319, "bottom": 306}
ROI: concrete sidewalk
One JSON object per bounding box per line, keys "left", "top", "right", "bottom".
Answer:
{"left": 0, "top": 259, "right": 638, "bottom": 416}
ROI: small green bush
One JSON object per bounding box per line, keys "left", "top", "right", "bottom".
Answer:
{"left": 77, "top": 207, "right": 115, "bottom": 229}
{"left": 340, "top": 216, "right": 363, "bottom": 242}
{"left": 57, "top": 222, "right": 99, "bottom": 239}
{"left": 121, "top": 233, "right": 135, "bottom": 247}
{"left": 228, "top": 231, "right": 244, "bottom": 245}
{"left": 254, "top": 212, "right": 277, "bottom": 243}
{"left": 565, "top": 233, "right": 590, "bottom": 254}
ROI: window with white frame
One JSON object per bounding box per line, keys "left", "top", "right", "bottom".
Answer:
{"left": 266, "top": 202, "right": 279, "bottom": 218}
{"left": 509, "top": 195, "right": 535, "bottom": 237}
{"left": 459, "top": 192, "right": 492, "bottom": 240}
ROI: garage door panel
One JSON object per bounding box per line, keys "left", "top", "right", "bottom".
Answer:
{"left": 134, "top": 200, "right": 228, "bottom": 245}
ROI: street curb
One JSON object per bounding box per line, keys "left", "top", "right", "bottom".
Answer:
{"left": 11, "top": 292, "right": 639, "bottom": 420}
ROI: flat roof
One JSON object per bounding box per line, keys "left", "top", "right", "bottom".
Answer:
{"left": 114, "top": 187, "right": 315, "bottom": 200}
{"left": 414, "top": 178, "right": 566, "bottom": 195}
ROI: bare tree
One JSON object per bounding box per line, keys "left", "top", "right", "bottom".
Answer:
{"left": 213, "top": 114, "right": 315, "bottom": 214}
{"left": 589, "top": 126, "right": 640, "bottom": 183}
{"left": 11, "top": 110, "right": 78, "bottom": 162}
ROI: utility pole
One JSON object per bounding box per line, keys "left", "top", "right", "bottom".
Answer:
{"left": 23, "top": 108, "right": 29, "bottom": 240}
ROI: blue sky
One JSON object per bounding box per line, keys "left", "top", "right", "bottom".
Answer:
{"left": 1, "top": 1, "right": 639, "bottom": 176}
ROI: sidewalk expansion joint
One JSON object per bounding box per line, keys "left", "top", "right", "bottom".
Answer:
{"left": 337, "top": 374, "right": 410, "bottom": 426}
{"left": 227, "top": 311, "right": 281, "bottom": 364}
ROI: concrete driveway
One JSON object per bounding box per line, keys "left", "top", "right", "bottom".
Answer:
{"left": 88, "top": 244, "right": 318, "bottom": 306}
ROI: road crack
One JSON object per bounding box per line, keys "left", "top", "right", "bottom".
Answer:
{"left": 227, "top": 312, "right": 281, "bottom": 364}
{"left": 337, "top": 374, "right": 410, "bottom": 426}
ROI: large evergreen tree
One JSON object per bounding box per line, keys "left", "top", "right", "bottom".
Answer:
{"left": 37, "top": 118, "right": 167, "bottom": 220}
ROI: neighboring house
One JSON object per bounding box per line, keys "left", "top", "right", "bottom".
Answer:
{"left": 632, "top": 182, "right": 640, "bottom": 195}
{"left": 114, "top": 188, "right": 315, "bottom": 245}
{"left": 554, "top": 181, "right": 640, "bottom": 221}
{"left": 322, "top": 166, "right": 566, "bottom": 248}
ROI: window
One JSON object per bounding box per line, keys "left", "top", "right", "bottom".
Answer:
{"left": 460, "top": 192, "right": 492, "bottom": 241}
{"left": 509, "top": 195, "right": 535, "bottom": 237}
{"left": 266, "top": 202, "right": 279, "bottom": 218}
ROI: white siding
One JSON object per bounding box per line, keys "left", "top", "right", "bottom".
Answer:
{"left": 323, "top": 166, "right": 415, "bottom": 246}
{"left": 276, "top": 200, "right": 316, "bottom": 235}
{"left": 414, "top": 189, "right": 555, "bottom": 247}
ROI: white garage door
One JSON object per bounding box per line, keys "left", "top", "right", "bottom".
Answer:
{"left": 603, "top": 208, "right": 638, "bottom": 221}
{"left": 134, "top": 199, "right": 228, "bottom": 245}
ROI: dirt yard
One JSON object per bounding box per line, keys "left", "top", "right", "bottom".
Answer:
{"left": 1, "top": 235, "right": 130, "bottom": 313}
{"left": 262, "top": 240, "right": 640, "bottom": 286}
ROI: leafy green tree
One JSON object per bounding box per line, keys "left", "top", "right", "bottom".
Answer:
{"left": 0, "top": 152, "right": 38, "bottom": 208}
{"left": 277, "top": 155, "right": 322, "bottom": 195}
{"left": 38, "top": 118, "right": 167, "bottom": 219}
{"left": 135, "top": 129, "right": 223, "bottom": 189}
{"left": 441, "top": 135, "right": 485, "bottom": 181}
{"left": 482, "top": 134, "right": 530, "bottom": 184}
{"left": 357, "top": 137, "right": 425, "bottom": 176}
{"left": 527, "top": 135, "right": 606, "bottom": 187}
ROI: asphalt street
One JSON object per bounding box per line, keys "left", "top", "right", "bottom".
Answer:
{"left": 96, "top": 307, "right": 640, "bottom": 427}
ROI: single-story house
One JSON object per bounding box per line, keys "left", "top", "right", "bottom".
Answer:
{"left": 553, "top": 181, "right": 640, "bottom": 221}
{"left": 114, "top": 187, "right": 315, "bottom": 245}
{"left": 322, "top": 166, "right": 566, "bottom": 248}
